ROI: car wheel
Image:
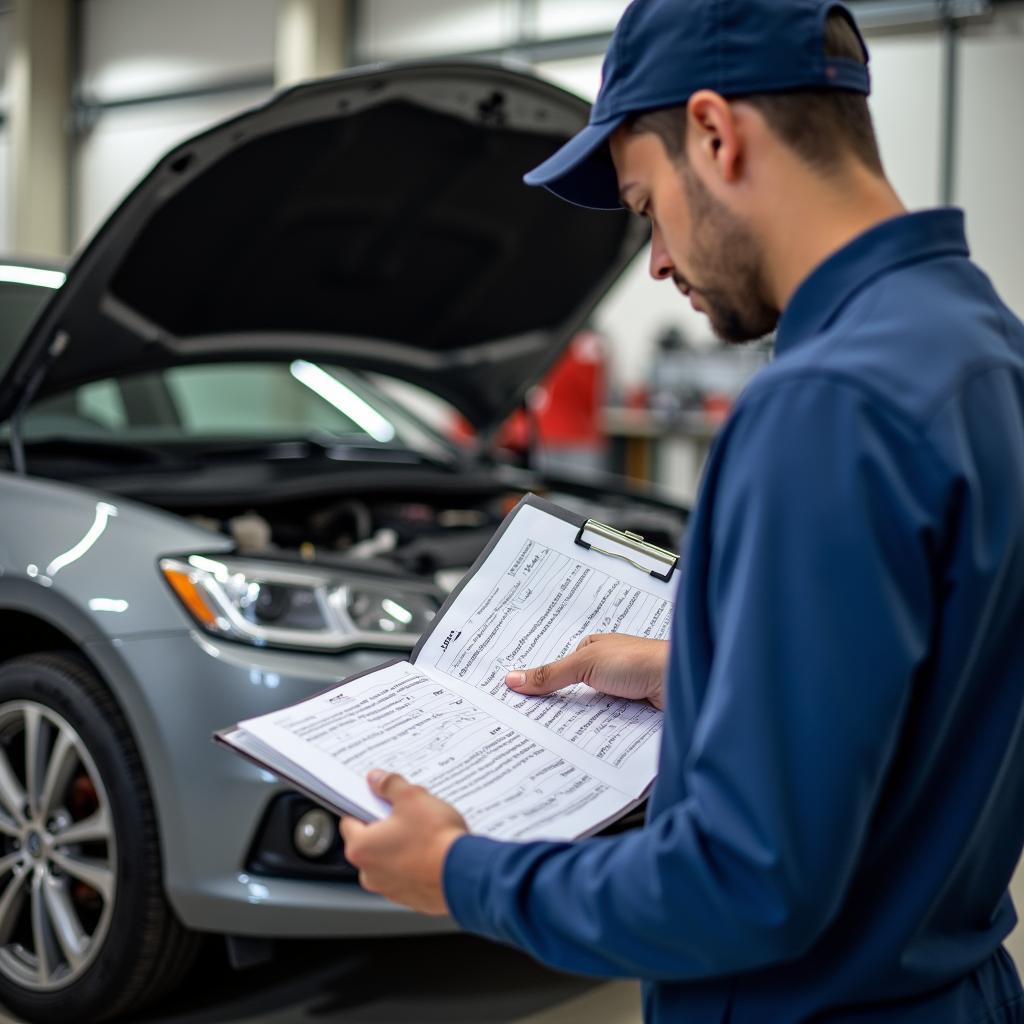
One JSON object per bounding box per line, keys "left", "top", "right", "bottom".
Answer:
{"left": 0, "top": 652, "right": 199, "bottom": 1023}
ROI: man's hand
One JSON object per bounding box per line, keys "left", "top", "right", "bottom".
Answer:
{"left": 505, "top": 633, "right": 670, "bottom": 709}
{"left": 339, "top": 770, "right": 468, "bottom": 915}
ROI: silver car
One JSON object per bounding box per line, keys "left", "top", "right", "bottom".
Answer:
{"left": 0, "top": 63, "right": 674, "bottom": 1023}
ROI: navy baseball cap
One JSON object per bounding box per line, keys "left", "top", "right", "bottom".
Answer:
{"left": 525, "top": 0, "right": 871, "bottom": 210}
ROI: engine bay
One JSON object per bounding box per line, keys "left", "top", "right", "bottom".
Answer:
{"left": 188, "top": 482, "right": 685, "bottom": 592}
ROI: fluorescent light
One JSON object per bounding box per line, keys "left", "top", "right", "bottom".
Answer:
{"left": 0, "top": 265, "right": 65, "bottom": 289}
{"left": 290, "top": 360, "right": 396, "bottom": 443}
{"left": 89, "top": 598, "right": 129, "bottom": 613}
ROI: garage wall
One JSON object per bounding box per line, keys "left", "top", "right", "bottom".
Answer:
{"left": 78, "top": 0, "right": 276, "bottom": 103}
{"left": 356, "top": 0, "right": 629, "bottom": 59}
{"left": 0, "top": 10, "right": 11, "bottom": 254}
{"left": 0, "top": 130, "right": 9, "bottom": 257}
{"left": 358, "top": 0, "right": 521, "bottom": 59}
{"left": 533, "top": 0, "right": 633, "bottom": 38}
{"left": 956, "top": 2, "right": 1024, "bottom": 318}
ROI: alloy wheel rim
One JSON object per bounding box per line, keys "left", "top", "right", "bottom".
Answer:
{"left": 0, "top": 700, "right": 117, "bottom": 991}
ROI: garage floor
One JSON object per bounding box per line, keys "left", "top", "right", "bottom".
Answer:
{"left": 0, "top": 935, "right": 643, "bottom": 1024}
{"left": 0, "top": 921, "right": 1019, "bottom": 1021}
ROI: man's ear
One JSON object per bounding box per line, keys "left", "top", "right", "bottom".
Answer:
{"left": 686, "top": 90, "right": 743, "bottom": 185}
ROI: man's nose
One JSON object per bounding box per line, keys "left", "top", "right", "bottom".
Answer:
{"left": 648, "top": 226, "right": 675, "bottom": 281}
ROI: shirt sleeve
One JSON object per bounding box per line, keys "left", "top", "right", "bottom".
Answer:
{"left": 443, "top": 374, "right": 946, "bottom": 981}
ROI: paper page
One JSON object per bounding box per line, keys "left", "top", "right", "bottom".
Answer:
{"left": 413, "top": 503, "right": 676, "bottom": 794}
{"left": 238, "top": 660, "right": 636, "bottom": 842}
{"left": 219, "top": 728, "right": 378, "bottom": 821}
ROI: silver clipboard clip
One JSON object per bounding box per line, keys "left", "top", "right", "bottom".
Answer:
{"left": 574, "top": 519, "right": 679, "bottom": 583}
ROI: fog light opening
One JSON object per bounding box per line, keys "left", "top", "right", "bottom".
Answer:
{"left": 293, "top": 808, "right": 335, "bottom": 859}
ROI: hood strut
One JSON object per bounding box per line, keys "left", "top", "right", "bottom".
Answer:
{"left": 8, "top": 331, "right": 69, "bottom": 475}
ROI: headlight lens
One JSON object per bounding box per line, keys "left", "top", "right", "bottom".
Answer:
{"left": 159, "top": 555, "right": 437, "bottom": 651}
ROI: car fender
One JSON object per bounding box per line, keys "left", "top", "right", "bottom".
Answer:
{"left": 0, "top": 470, "right": 233, "bottom": 637}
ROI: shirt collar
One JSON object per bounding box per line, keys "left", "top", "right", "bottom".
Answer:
{"left": 775, "top": 208, "right": 970, "bottom": 356}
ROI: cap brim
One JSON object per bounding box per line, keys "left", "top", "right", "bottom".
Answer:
{"left": 523, "top": 117, "right": 626, "bottom": 211}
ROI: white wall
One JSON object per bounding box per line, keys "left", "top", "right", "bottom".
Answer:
{"left": 869, "top": 30, "right": 944, "bottom": 209}
{"left": 535, "top": 1, "right": 629, "bottom": 39}
{"left": 357, "top": 0, "right": 519, "bottom": 59}
{"left": 0, "top": 131, "right": 10, "bottom": 255}
{"left": 956, "top": 2, "right": 1024, "bottom": 317}
{"left": 358, "top": 0, "right": 630, "bottom": 58}
{"left": 78, "top": 0, "right": 276, "bottom": 103}
{"left": 0, "top": 10, "right": 11, "bottom": 254}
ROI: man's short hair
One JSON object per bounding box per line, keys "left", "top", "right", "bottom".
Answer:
{"left": 628, "top": 10, "right": 884, "bottom": 176}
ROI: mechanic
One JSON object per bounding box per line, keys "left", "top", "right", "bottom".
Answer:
{"left": 339, "top": 1, "right": 1024, "bottom": 1020}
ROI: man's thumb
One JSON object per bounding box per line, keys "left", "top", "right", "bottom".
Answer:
{"left": 367, "top": 769, "right": 410, "bottom": 802}
{"left": 505, "top": 652, "right": 587, "bottom": 696}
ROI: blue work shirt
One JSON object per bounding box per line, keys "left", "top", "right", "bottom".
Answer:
{"left": 444, "top": 210, "right": 1024, "bottom": 1023}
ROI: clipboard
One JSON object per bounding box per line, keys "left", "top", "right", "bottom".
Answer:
{"left": 574, "top": 519, "right": 678, "bottom": 583}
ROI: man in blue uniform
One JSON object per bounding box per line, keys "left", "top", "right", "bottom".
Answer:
{"left": 340, "top": 1, "right": 1024, "bottom": 1019}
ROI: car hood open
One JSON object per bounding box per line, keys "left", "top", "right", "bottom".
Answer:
{"left": 0, "top": 63, "right": 647, "bottom": 430}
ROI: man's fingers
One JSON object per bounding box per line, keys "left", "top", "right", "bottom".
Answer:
{"left": 367, "top": 769, "right": 413, "bottom": 802}
{"left": 339, "top": 814, "right": 367, "bottom": 850}
{"left": 575, "top": 633, "right": 614, "bottom": 651}
{"left": 506, "top": 650, "right": 590, "bottom": 695}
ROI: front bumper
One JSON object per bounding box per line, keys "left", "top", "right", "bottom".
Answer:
{"left": 84, "top": 629, "right": 455, "bottom": 938}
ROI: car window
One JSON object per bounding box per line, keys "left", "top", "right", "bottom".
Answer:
{"left": 0, "top": 280, "right": 59, "bottom": 379}
{"left": 15, "top": 361, "right": 459, "bottom": 457}
{"left": 166, "top": 363, "right": 372, "bottom": 438}
{"left": 77, "top": 378, "right": 126, "bottom": 429}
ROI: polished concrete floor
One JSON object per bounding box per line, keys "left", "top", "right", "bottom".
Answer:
{"left": 0, "top": 934, "right": 643, "bottom": 1024}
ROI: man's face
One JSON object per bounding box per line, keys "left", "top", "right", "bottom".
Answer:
{"left": 609, "top": 125, "right": 778, "bottom": 343}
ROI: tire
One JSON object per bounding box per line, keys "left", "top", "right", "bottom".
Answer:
{"left": 0, "top": 652, "right": 199, "bottom": 1023}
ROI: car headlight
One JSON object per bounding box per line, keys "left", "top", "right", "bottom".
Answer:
{"left": 159, "top": 555, "right": 437, "bottom": 651}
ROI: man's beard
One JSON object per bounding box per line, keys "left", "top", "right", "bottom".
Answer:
{"left": 678, "top": 167, "right": 779, "bottom": 344}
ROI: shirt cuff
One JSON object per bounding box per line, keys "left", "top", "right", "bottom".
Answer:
{"left": 443, "top": 833, "right": 503, "bottom": 935}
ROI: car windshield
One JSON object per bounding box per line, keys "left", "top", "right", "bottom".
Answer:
{"left": 9, "top": 360, "right": 460, "bottom": 459}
